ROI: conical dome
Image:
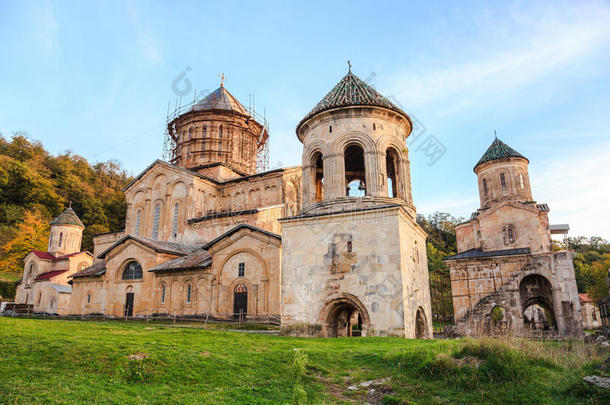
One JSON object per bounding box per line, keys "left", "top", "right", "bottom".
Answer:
{"left": 297, "top": 71, "right": 409, "bottom": 132}
{"left": 50, "top": 206, "right": 85, "bottom": 228}
{"left": 192, "top": 86, "right": 250, "bottom": 116}
{"left": 474, "top": 137, "right": 528, "bottom": 170}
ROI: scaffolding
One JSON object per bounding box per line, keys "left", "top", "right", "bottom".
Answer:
{"left": 162, "top": 94, "right": 270, "bottom": 173}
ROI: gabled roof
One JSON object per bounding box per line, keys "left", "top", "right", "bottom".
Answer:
{"left": 31, "top": 250, "right": 57, "bottom": 260}
{"left": 50, "top": 206, "right": 85, "bottom": 228}
{"left": 97, "top": 234, "right": 204, "bottom": 259}
{"left": 122, "top": 159, "right": 221, "bottom": 192}
{"left": 474, "top": 137, "right": 528, "bottom": 170}
{"left": 149, "top": 250, "right": 212, "bottom": 273}
{"left": 35, "top": 270, "right": 68, "bottom": 281}
{"left": 71, "top": 261, "right": 107, "bottom": 278}
{"left": 30, "top": 250, "right": 91, "bottom": 261}
{"left": 192, "top": 86, "right": 251, "bottom": 116}
{"left": 202, "top": 224, "right": 281, "bottom": 250}
{"left": 443, "top": 247, "right": 531, "bottom": 261}
{"left": 297, "top": 71, "right": 409, "bottom": 132}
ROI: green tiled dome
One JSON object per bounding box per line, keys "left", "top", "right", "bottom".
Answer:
{"left": 475, "top": 137, "right": 528, "bottom": 170}
{"left": 297, "top": 71, "right": 409, "bottom": 131}
{"left": 50, "top": 206, "right": 85, "bottom": 228}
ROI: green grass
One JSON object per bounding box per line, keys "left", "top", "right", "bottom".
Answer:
{"left": 0, "top": 318, "right": 608, "bottom": 404}
{"left": 0, "top": 272, "right": 20, "bottom": 282}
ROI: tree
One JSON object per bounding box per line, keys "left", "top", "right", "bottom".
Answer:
{"left": 0, "top": 210, "right": 48, "bottom": 273}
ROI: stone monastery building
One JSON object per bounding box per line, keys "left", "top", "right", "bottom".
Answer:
{"left": 14, "top": 69, "right": 580, "bottom": 338}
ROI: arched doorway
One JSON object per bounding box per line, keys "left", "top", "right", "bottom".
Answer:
{"left": 124, "top": 285, "right": 134, "bottom": 317}
{"left": 319, "top": 294, "right": 370, "bottom": 337}
{"left": 233, "top": 284, "right": 247, "bottom": 321}
{"left": 519, "top": 274, "right": 556, "bottom": 332}
{"left": 415, "top": 307, "right": 429, "bottom": 338}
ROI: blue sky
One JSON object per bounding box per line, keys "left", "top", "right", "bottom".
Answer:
{"left": 1, "top": 0, "right": 609, "bottom": 238}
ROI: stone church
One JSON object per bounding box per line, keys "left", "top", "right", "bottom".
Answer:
{"left": 14, "top": 69, "right": 433, "bottom": 338}
{"left": 444, "top": 138, "right": 582, "bottom": 337}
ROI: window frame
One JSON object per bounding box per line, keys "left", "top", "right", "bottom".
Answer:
{"left": 122, "top": 261, "right": 143, "bottom": 280}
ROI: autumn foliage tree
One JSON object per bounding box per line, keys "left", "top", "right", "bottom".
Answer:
{"left": 0, "top": 132, "right": 132, "bottom": 276}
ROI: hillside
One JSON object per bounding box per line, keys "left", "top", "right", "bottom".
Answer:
{"left": 0, "top": 318, "right": 608, "bottom": 404}
{"left": 0, "top": 132, "right": 132, "bottom": 280}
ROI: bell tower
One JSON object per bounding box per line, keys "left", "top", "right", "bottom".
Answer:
{"left": 280, "top": 67, "right": 432, "bottom": 338}
{"left": 48, "top": 205, "right": 85, "bottom": 257}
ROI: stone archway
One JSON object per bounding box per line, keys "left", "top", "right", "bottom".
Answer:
{"left": 415, "top": 307, "right": 429, "bottom": 338}
{"left": 519, "top": 274, "right": 556, "bottom": 332}
{"left": 319, "top": 294, "right": 370, "bottom": 337}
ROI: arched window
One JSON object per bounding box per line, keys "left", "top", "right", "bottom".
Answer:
{"left": 87, "top": 293, "right": 91, "bottom": 304}
{"left": 172, "top": 202, "right": 179, "bottom": 238}
{"left": 186, "top": 284, "right": 191, "bottom": 302}
{"left": 503, "top": 224, "right": 516, "bottom": 245}
{"left": 386, "top": 148, "right": 400, "bottom": 198}
{"left": 593, "top": 309, "right": 597, "bottom": 321}
{"left": 344, "top": 145, "right": 366, "bottom": 197}
{"left": 500, "top": 173, "right": 507, "bottom": 190}
{"left": 312, "top": 152, "right": 324, "bottom": 202}
{"left": 37, "top": 292, "right": 42, "bottom": 305}
{"left": 518, "top": 173, "right": 525, "bottom": 189}
{"left": 152, "top": 203, "right": 161, "bottom": 240}
{"left": 58, "top": 232, "right": 63, "bottom": 247}
{"left": 219, "top": 126, "right": 223, "bottom": 138}
{"left": 161, "top": 284, "right": 166, "bottom": 303}
{"left": 122, "top": 261, "right": 143, "bottom": 280}
{"left": 49, "top": 232, "right": 53, "bottom": 247}
{"left": 218, "top": 141, "right": 222, "bottom": 155}
{"left": 483, "top": 178, "right": 488, "bottom": 198}
{"left": 135, "top": 209, "right": 142, "bottom": 236}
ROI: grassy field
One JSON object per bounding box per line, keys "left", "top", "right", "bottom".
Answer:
{"left": 0, "top": 318, "right": 608, "bottom": 404}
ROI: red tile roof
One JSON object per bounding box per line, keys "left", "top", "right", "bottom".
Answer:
{"left": 579, "top": 293, "right": 593, "bottom": 303}
{"left": 35, "top": 270, "right": 68, "bottom": 281}
{"left": 32, "top": 250, "right": 57, "bottom": 260}
{"left": 30, "top": 250, "right": 90, "bottom": 261}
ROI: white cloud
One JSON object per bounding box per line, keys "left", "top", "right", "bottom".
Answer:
{"left": 531, "top": 140, "right": 610, "bottom": 239}
{"left": 387, "top": 2, "right": 610, "bottom": 113}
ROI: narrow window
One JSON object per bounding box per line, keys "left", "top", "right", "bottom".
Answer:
{"left": 347, "top": 241, "right": 352, "bottom": 253}
{"left": 152, "top": 204, "right": 161, "bottom": 239}
{"left": 187, "top": 128, "right": 192, "bottom": 155}
{"left": 593, "top": 309, "right": 597, "bottom": 321}
{"left": 329, "top": 125, "right": 332, "bottom": 133}
{"left": 218, "top": 141, "right": 222, "bottom": 155}
{"left": 312, "top": 152, "right": 324, "bottom": 202}
{"left": 518, "top": 173, "right": 525, "bottom": 189}
{"left": 238, "top": 262, "right": 245, "bottom": 277}
{"left": 37, "top": 292, "right": 42, "bottom": 305}
{"left": 58, "top": 232, "right": 63, "bottom": 247}
{"left": 373, "top": 123, "right": 376, "bottom": 130}
{"left": 504, "top": 224, "right": 515, "bottom": 244}
{"left": 483, "top": 178, "right": 488, "bottom": 197}
{"left": 186, "top": 284, "right": 191, "bottom": 302}
{"left": 219, "top": 126, "right": 223, "bottom": 138}
{"left": 49, "top": 232, "right": 53, "bottom": 247}
{"left": 135, "top": 209, "right": 142, "bottom": 236}
{"left": 500, "top": 173, "right": 507, "bottom": 190}
{"left": 161, "top": 285, "right": 166, "bottom": 303}
{"left": 87, "top": 293, "right": 91, "bottom": 304}
{"left": 172, "top": 202, "right": 179, "bottom": 238}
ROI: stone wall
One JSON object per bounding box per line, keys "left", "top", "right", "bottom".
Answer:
{"left": 448, "top": 251, "right": 582, "bottom": 337}
{"left": 280, "top": 206, "right": 432, "bottom": 337}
